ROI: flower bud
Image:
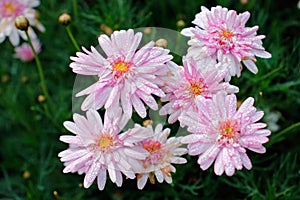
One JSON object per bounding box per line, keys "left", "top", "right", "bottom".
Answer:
{"left": 15, "top": 16, "right": 29, "bottom": 31}
{"left": 176, "top": 20, "right": 185, "bottom": 27}
{"left": 240, "top": 0, "right": 248, "bottom": 5}
{"left": 22, "top": 171, "right": 30, "bottom": 179}
{"left": 143, "top": 27, "right": 152, "bottom": 35}
{"left": 1, "top": 75, "right": 9, "bottom": 83}
{"left": 142, "top": 119, "right": 153, "bottom": 127}
{"left": 155, "top": 38, "right": 168, "bottom": 48}
{"left": 100, "top": 24, "right": 113, "bottom": 35}
{"left": 37, "top": 95, "right": 46, "bottom": 103}
{"left": 58, "top": 13, "right": 71, "bottom": 26}
{"left": 21, "top": 76, "right": 29, "bottom": 83}
{"left": 53, "top": 191, "right": 58, "bottom": 197}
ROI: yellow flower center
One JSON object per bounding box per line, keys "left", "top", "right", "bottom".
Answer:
{"left": 187, "top": 79, "right": 207, "bottom": 98}
{"left": 143, "top": 140, "right": 161, "bottom": 153}
{"left": 0, "top": 3, "right": 20, "bottom": 17}
{"left": 98, "top": 135, "right": 113, "bottom": 149}
{"left": 4, "top": 3, "right": 16, "bottom": 14}
{"left": 112, "top": 61, "right": 130, "bottom": 77}
{"left": 219, "top": 119, "right": 240, "bottom": 142}
{"left": 218, "top": 29, "right": 235, "bottom": 46}
{"left": 221, "top": 29, "right": 234, "bottom": 39}
{"left": 190, "top": 82, "right": 205, "bottom": 96}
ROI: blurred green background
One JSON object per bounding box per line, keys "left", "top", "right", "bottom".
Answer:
{"left": 0, "top": 0, "right": 299, "bottom": 199}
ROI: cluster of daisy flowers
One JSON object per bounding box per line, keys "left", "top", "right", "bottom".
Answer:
{"left": 59, "top": 5, "right": 272, "bottom": 190}
{"left": 0, "top": 0, "right": 44, "bottom": 61}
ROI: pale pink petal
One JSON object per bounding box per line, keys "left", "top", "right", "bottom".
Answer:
{"left": 137, "top": 174, "right": 148, "bottom": 190}
{"left": 59, "top": 135, "right": 81, "bottom": 145}
{"left": 97, "top": 169, "right": 107, "bottom": 190}
{"left": 155, "top": 170, "right": 164, "bottom": 183}
{"left": 240, "top": 152, "right": 252, "bottom": 169}
{"left": 104, "top": 85, "right": 120, "bottom": 109}
{"left": 214, "top": 150, "right": 225, "bottom": 176}
{"left": 243, "top": 59, "right": 258, "bottom": 74}
{"left": 223, "top": 148, "right": 235, "bottom": 176}
{"left": 198, "top": 145, "right": 220, "bottom": 170}
{"left": 115, "top": 170, "right": 123, "bottom": 187}
{"left": 63, "top": 121, "right": 78, "bottom": 135}
{"left": 131, "top": 94, "right": 147, "bottom": 118}
{"left": 84, "top": 161, "right": 101, "bottom": 188}
{"left": 86, "top": 109, "right": 103, "bottom": 131}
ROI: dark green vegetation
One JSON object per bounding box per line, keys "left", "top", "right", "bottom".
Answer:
{"left": 0, "top": 0, "right": 299, "bottom": 199}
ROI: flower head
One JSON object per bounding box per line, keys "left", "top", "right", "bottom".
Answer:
{"left": 14, "top": 39, "right": 41, "bottom": 62}
{"left": 58, "top": 109, "right": 150, "bottom": 190}
{"left": 14, "top": 15, "right": 29, "bottom": 31}
{"left": 135, "top": 124, "right": 187, "bottom": 189}
{"left": 159, "top": 57, "right": 239, "bottom": 124}
{"left": 58, "top": 13, "right": 71, "bottom": 26}
{"left": 70, "top": 29, "right": 172, "bottom": 118}
{"left": 181, "top": 6, "right": 271, "bottom": 80}
{"left": 179, "top": 92, "right": 271, "bottom": 176}
{"left": 0, "top": 0, "right": 45, "bottom": 46}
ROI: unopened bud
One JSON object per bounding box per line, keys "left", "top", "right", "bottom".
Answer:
{"left": 100, "top": 24, "right": 113, "bottom": 35}
{"left": 143, "top": 27, "right": 152, "bottom": 35}
{"left": 15, "top": 16, "right": 29, "bottom": 31}
{"left": 176, "top": 20, "right": 185, "bottom": 27}
{"left": 23, "top": 171, "right": 30, "bottom": 179}
{"left": 37, "top": 95, "right": 46, "bottom": 103}
{"left": 21, "top": 76, "right": 28, "bottom": 83}
{"left": 143, "top": 119, "right": 153, "bottom": 127}
{"left": 1, "top": 75, "right": 9, "bottom": 83}
{"left": 240, "top": 0, "right": 249, "bottom": 5}
{"left": 58, "top": 13, "right": 71, "bottom": 26}
{"left": 53, "top": 190, "right": 58, "bottom": 197}
{"left": 155, "top": 38, "right": 168, "bottom": 48}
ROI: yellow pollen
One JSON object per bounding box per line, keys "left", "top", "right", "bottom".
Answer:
{"left": 4, "top": 3, "right": 16, "bottom": 14}
{"left": 189, "top": 81, "right": 206, "bottom": 96}
{"left": 221, "top": 29, "right": 234, "bottom": 39}
{"left": 220, "top": 120, "right": 240, "bottom": 141}
{"left": 98, "top": 135, "right": 113, "bottom": 148}
{"left": 143, "top": 140, "right": 161, "bottom": 153}
{"left": 113, "top": 61, "right": 130, "bottom": 75}
{"left": 191, "top": 83, "right": 204, "bottom": 95}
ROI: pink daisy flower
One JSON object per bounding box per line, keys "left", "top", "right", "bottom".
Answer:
{"left": 179, "top": 92, "right": 271, "bottom": 176}
{"left": 159, "top": 57, "right": 239, "bottom": 125}
{"left": 181, "top": 6, "right": 271, "bottom": 80}
{"left": 14, "top": 39, "right": 41, "bottom": 62}
{"left": 0, "top": 0, "right": 45, "bottom": 46}
{"left": 70, "top": 29, "right": 172, "bottom": 118}
{"left": 58, "top": 109, "right": 151, "bottom": 190}
{"left": 135, "top": 124, "right": 187, "bottom": 189}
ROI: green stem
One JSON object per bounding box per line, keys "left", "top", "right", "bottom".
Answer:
{"left": 268, "top": 121, "right": 300, "bottom": 146}
{"left": 72, "top": 0, "right": 78, "bottom": 22}
{"left": 253, "top": 64, "right": 284, "bottom": 83}
{"left": 66, "top": 26, "right": 80, "bottom": 51}
{"left": 25, "top": 31, "right": 53, "bottom": 114}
